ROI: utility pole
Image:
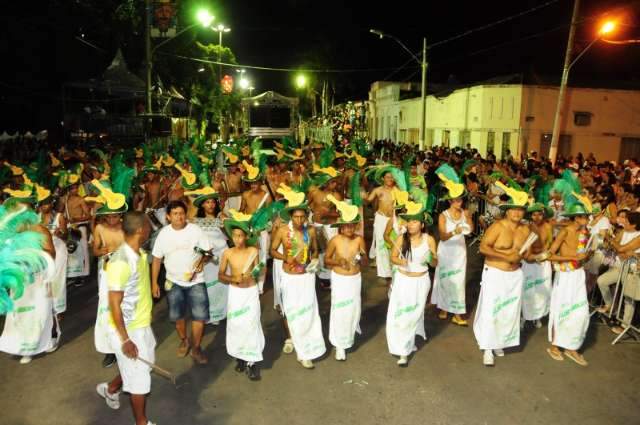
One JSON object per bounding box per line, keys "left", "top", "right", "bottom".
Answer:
{"left": 549, "top": 0, "right": 580, "bottom": 165}
{"left": 419, "top": 37, "right": 427, "bottom": 151}
{"left": 145, "top": 0, "right": 152, "bottom": 115}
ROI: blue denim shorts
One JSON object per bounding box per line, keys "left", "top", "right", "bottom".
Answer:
{"left": 166, "top": 282, "right": 210, "bottom": 322}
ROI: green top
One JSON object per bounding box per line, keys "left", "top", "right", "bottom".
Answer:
{"left": 107, "top": 243, "right": 152, "bottom": 331}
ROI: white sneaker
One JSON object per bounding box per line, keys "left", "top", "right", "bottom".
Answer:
{"left": 298, "top": 359, "right": 314, "bottom": 369}
{"left": 282, "top": 339, "right": 294, "bottom": 354}
{"left": 19, "top": 356, "right": 32, "bottom": 364}
{"left": 397, "top": 356, "right": 408, "bottom": 367}
{"left": 483, "top": 350, "right": 494, "bottom": 366}
{"left": 493, "top": 349, "right": 504, "bottom": 357}
{"left": 96, "top": 383, "right": 120, "bottom": 410}
{"left": 534, "top": 319, "right": 542, "bottom": 329}
{"left": 335, "top": 348, "right": 346, "bottom": 361}
{"left": 46, "top": 337, "right": 59, "bottom": 353}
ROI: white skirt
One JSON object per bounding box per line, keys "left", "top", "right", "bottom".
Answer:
{"left": 473, "top": 266, "right": 523, "bottom": 350}
{"left": 521, "top": 260, "right": 552, "bottom": 321}
{"left": 204, "top": 256, "right": 228, "bottom": 324}
{"left": 94, "top": 264, "right": 114, "bottom": 354}
{"left": 386, "top": 271, "right": 430, "bottom": 356}
{"left": 51, "top": 236, "right": 68, "bottom": 314}
{"left": 273, "top": 258, "right": 284, "bottom": 311}
{"left": 0, "top": 273, "right": 57, "bottom": 356}
{"left": 432, "top": 239, "right": 467, "bottom": 314}
{"left": 226, "top": 285, "right": 265, "bottom": 362}
{"left": 548, "top": 268, "right": 589, "bottom": 350}
{"left": 329, "top": 272, "right": 362, "bottom": 349}
{"left": 281, "top": 271, "right": 326, "bottom": 361}
{"left": 370, "top": 213, "right": 392, "bottom": 278}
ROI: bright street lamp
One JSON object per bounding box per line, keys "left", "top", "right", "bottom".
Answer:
{"left": 295, "top": 74, "right": 307, "bottom": 89}
{"left": 239, "top": 78, "right": 250, "bottom": 89}
{"left": 212, "top": 24, "right": 231, "bottom": 78}
{"left": 599, "top": 21, "right": 616, "bottom": 35}
{"left": 196, "top": 9, "right": 215, "bottom": 27}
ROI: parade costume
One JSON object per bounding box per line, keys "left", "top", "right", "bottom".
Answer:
{"left": 473, "top": 180, "right": 529, "bottom": 354}
{"left": 432, "top": 164, "right": 469, "bottom": 316}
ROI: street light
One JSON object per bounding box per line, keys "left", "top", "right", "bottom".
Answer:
{"left": 295, "top": 74, "right": 307, "bottom": 89}
{"left": 548, "top": 2, "right": 616, "bottom": 164}
{"left": 248, "top": 86, "right": 255, "bottom": 96}
{"left": 239, "top": 78, "right": 250, "bottom": 89}
{"left": 145, "top": 5, "right": 214, "bottom": 114}
{"left": 371, "top": 29, "right": 427, "bottom": 151}
{"left": 212, "top": 24, "right": 231, "bottom": 79}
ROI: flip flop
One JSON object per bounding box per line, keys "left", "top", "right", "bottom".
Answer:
{"left": 546, "top": 348, "right": 564, "bottom": 361}
{"left": 564, "top": 351, "right": 588, "bottom": 367}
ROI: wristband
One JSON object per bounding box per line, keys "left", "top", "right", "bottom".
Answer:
{"left": 122, "top": 338, "right": 131, "bottom": 345}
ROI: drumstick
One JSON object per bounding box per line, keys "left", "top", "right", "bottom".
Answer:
{"left": 137, "top": 356, "right": 177, "bottom": 385}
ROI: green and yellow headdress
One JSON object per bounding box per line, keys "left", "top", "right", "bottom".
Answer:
{"left": 435, "top": 163, "right": 466, "bottom": 200}
{"left": 86, "top": 154, "right": 134, "bottom": 215}
{"left": 328, "top": 195, "right": 360, "bottom": 227}
{"left": 553, "top": 170, "right": 596, "bottom": 217}
{"left": 277, "top": 183, "right": 308, "bottom": 221}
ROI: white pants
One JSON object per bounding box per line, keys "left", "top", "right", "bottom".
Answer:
{"left": 108, "top": 327, "right": 156, "bottom": 395}
{"left": 329, "top": 272, "right": 362, "bottom": 349}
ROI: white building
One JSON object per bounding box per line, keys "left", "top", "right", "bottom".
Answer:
{"left": 368, "top": 81, "right": 640, "bottom": 162}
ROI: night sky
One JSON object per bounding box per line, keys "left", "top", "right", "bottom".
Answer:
{"left": 1, "top": 0, "right": 638, "bottom": 133}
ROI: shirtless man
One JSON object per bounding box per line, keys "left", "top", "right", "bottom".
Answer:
{"left": 92, "top": 213, "right": 125, "bottom": 369}
{"left": 475, "top": 204, "right": 531, "bottom": 366}
{"left": 270, "top": 207, "right": 325, "bottom": 369}
{"left": 65, "top": 183, "right": 92, "bottom": 282}
{"left": 546, "top": 209, "right": 593, "bottom": 366}
{"left": 224, "top": 165, "right": 244, "bottom": 213}
{"left": 324, "top": 221, "right": 367, "bottom": 361}
{"left": 218, "top": 227, "right": 264, "bottom": 381}
{"left": 66, "top": 183, "right": 91, "bottom": 224}
{"left": 241, "top": 180, "right": 272, "bottom": 293}
{"left": 309, "top": 178, "right": 342, "bottom": 287}
{"left": 521, "top": 207, "right": 554, "bottom": 329}
{"left": 366, "top": 171, "right": 397, "bottom": 279}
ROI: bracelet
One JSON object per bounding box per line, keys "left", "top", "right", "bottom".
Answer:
{"left": 122, "top": 338, "right": 131, "bottom": 345}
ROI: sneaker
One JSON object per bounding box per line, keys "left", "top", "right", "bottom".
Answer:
{"left": 177, "top": 338, "right": 190, "bottom": 358}
{"left": 46, "top": 337, "right": 59, "bottom": 353}
{"left": 246, "top": 364, "right": 261, "bottom": 381}
{"left": 397, "top": 356, "right": 408, "bottom": 367}
{"left": 493, "top": 349, "right": 504, "bottom": 357}
{"left": 96, "top": 382, "right": 120, "bottom": 410}
{"left": 102, "top": 353, "right": 116, "bottom": 368}
{"left": 19, "top": 356, "right": 32, "bottom": 365}
{"left": 534, "top": 319, "right": 542, "bottom": 329}
{"left": 235, "top": 359, "right": 247, "bottom": 373}
{"left": 191, "top": 348, "right": 208, "bottom": 365}
{"left": 335, "top": 348, "right": 346, "bottom": 361}
{"left": 282, "top": 339, "right": 294, "bottom": 354}
{"left": 483, "top": 350, "right": 494, "bottom": 367}
{"left": 298, "top": 359, "right": 314, "bottom": 369}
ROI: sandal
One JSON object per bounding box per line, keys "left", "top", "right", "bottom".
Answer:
{"left": 438, "top": 311, "right": 448, "bottom": 320}
{"left": 564, "top": 351, "right": 588, "bottom": 367}
{"left": 546, "top": 347, "right": 564, "bottom": 361}
{"left": 451, "top": 315, "right": 468, "bottom": 326}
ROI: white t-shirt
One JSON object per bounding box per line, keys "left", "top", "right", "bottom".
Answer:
{"left": 152, "top": 223, "right": 211, "bottom": 287}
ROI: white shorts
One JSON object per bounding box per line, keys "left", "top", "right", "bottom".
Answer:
{"left": 108, "top": 326, "right": 156, "bottom": 395}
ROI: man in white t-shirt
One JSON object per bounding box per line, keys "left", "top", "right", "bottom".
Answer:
{"left": 151, "top": 201, "right": 211, "bottom": 364}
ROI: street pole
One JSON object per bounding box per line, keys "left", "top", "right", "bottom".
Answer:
{"left": 419, "top": 37, "right": 427, "bottom": 151}
{"left": 549, "top": 0, "right": 580, "bottom": 165}
{"left": 145, "top": 0, "right": 152, "bottom": 114}
{"left": 218, "top": 31, "right": 223, "bottom": 80}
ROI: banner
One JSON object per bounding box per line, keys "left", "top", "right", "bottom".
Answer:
{"left": 151, "top": 0, "right": 177, "bottom": 38}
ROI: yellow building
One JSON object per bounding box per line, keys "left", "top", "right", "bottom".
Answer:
{"left": 368, "top": 81, "right": 640, "bottom": 162}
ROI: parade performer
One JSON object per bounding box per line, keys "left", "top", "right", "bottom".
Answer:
{"left": 475, "top": 179, "right": 531, "bottom": 366}
{"left": 432, "top": 163, "right": 472, "bottom": 326}
{"left": 218, "top": 207, "right": 277, "bottom": 381}
{"left": 270, "top": 184, "right": 325, "bottom": 369}
{"left": 87, "top": 157, "right": 133, "bottom": 368}
{"left": 59, "top": 165, "right": 91, "bottom": 281}
{"left": 323, "top": 195, "right": 366, "bottom": 361}
{"left": 188, "top": 180, "right": 229, "bottom": 325}
{"left": 0, "top": 187, "right": 57, "bottom": 364}
{"left": 521, "top": 188, "right": 554, "bottom": 329}
{"left": 545, "top": 172, "right": 595, "bottom": 366}
{"left": 386, "top": 198, "right": 437, "bottom": 367}
{"left": 96, "top": 212, "right": 157, "bottom": 425}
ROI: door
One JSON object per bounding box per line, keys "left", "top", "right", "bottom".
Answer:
{"left": 541, "top": 133, "right": 572, "bottom": 160}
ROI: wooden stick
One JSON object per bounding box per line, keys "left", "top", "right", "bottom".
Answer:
{"left": 137, "top": 356, "right": 177, "bottom": 385}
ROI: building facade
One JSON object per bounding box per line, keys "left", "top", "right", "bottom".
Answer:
{"left": 368, "top": 81, "right": 640, "bottom": 162}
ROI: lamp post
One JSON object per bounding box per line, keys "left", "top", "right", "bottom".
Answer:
{"left": 370, "top": 29, "right": 427, "bottom": 150}
{"left": 144, "top": 4, "right": 214, "bottom": 114}
{"left": 548, "top": 0, "right": 616, "bottom": 164}
{"left": 212, "top": 24, "right": 231, "bottom": 79}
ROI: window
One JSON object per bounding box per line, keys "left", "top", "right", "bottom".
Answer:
{"left": 501, "top": 132, "right": 511, "bottom": 160}
{"left": 574, "top": 111, "right": 592, "bottom": 126}
{"left": 487, "top": 131, "right": 495, "bottom": 154}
